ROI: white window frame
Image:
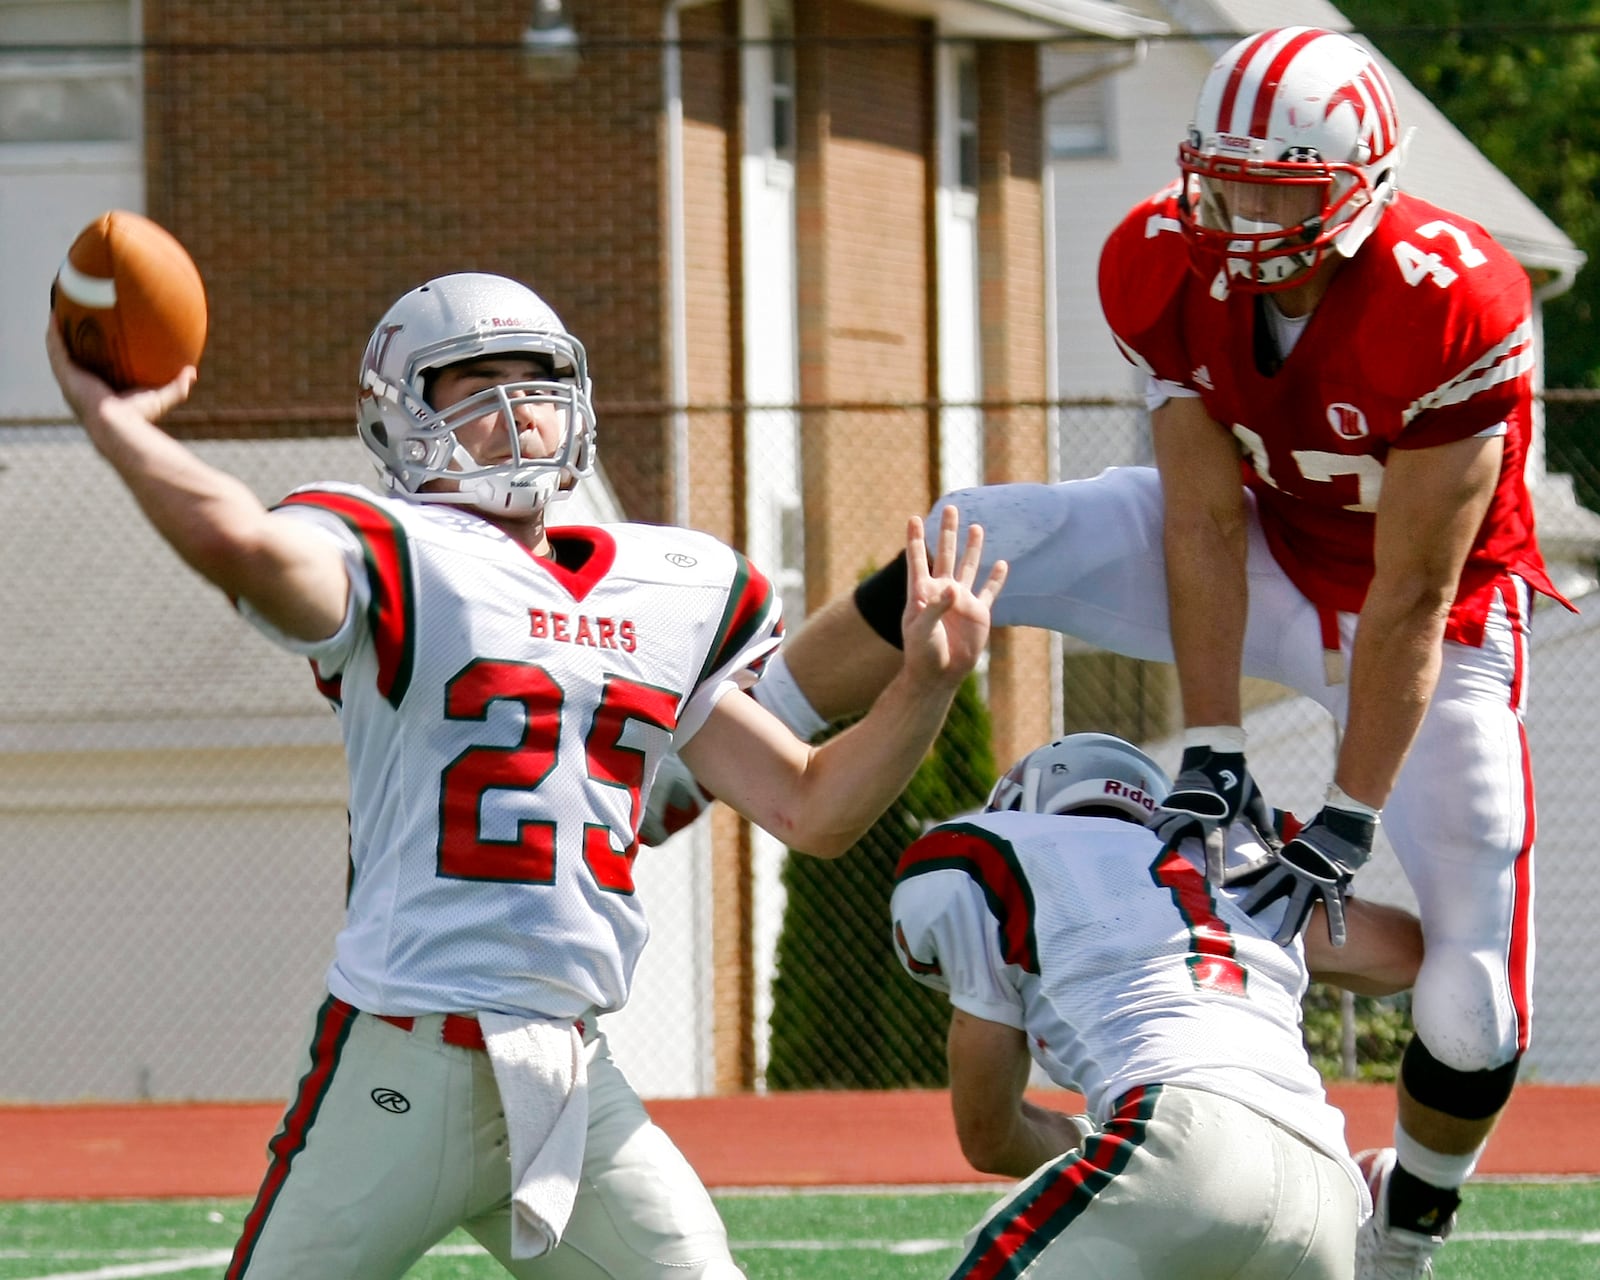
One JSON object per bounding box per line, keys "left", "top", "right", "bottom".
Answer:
{"left": 936, "top": 39, "right": 983, "bottom": 496}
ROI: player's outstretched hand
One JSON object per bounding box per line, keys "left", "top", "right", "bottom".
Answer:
{"left": 46, "top": 320, "right": 196, "bottom": 434}
{"left": 1224, "top": 802, "right": 1376, "bottom": 947}
{"left": 899, "top": 505, "right": 1007, "bottom": 690}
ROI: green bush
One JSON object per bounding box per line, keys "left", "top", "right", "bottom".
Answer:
{"left": 765, "top": 676, "right": 996, "bottom": 1089}
{"left": 1302, "top": 984, "right": 1413, "bottom": 1082}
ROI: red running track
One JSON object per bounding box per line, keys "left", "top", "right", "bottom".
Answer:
{"left": 2, "top": 1084, "right": 1596, "bottom": 1201}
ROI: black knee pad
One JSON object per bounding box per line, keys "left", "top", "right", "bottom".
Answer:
{"left": 851, "top": 551, "right": 910, "bottom": 649}
{"left": 1402, "top": 1037, "right": 1521, "bottom": 1121}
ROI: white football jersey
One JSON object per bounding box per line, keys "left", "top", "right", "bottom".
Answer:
{"left": 246, "top": 483, "right": 781, "bottom": 1020}
{"left": 890, "top": 811, "right": 1358, "bottom": 1177}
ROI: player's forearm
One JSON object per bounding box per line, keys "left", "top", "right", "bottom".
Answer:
{"left": 1340, "top": 434, "right": 1498, "bottom": 806}
{"left": 1307, "top": 898, "right": 1423, "bottom": 995}
{"left": 82, "top": 397, "right": 277, "bottom": 591}
{"left": 1335, "top": 586, "right": 1451, "bottom": 808}
{"left": 782, "top": 667, "right": 960, "bottom": 857}
{"left": 949, "top": 1017, "right": 1079, "bottom": 1176}
{"left": 1151, "top": 400, "right": 1250, "bottom": 728}
{"left": 782, "top": 590, "right": 904, "bottom": 722}
{"left": 1012, "top": 1100, "right": 1089, "bottom": 1169}
{"left": 1163, "top": 515, "right": 1249, "bottom": 727}
{"left": 965, "top": 1104, "right": 1084, "bottom": 1179}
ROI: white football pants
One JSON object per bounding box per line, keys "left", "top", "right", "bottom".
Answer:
{"left": 949, "top": 1084, "right": 1364, "bottom": 1279}
{"left": 229, "top": 1001, "right": 743, "bottom": 1279}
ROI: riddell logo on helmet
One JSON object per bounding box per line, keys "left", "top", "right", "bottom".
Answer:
{"left": 1217, "top": 133, "right": 1252, "bottom": 152}
{"left": 1104, "top": 781, "right": 1157, "bottom": 813}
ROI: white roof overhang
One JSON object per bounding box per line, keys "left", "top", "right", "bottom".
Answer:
{"left": 869, "top": 0, "right": 1169, "bottom": 40}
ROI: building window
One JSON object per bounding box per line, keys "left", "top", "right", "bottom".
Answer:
{"left": 0, "top": 1, "right": 136, "bottom": 144}
{"left": 769, "top": 1, "right": 794, "bottom": 161}
{"left": 955, "top": 45, "right": 977, "bottom": 192}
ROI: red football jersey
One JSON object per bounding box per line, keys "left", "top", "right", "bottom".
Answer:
{"left": 1099, "top": 183, "right": 1567, "bottom": 644}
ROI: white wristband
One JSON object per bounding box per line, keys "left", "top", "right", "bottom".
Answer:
{"left": 1326, "top": 784, "right": 1381, "bottom": 821}
{"left": 749, "top": 651, "right": 829, "bottom": 741}
{"left": 1184, "top": 725, "right": 1246, "bottom": 753}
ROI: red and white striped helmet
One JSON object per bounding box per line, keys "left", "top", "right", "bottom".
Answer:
{"left": 1178, "top": 27, "right": 1405, "bottom": 292}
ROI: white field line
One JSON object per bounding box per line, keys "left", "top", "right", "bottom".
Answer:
{"left": 1455, "top": 1229, "right": 1600, "bottom": 1243}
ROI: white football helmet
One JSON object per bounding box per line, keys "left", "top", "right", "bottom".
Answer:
{"left": 1178, "top": 27, "right": 1405, "bottom": 293}
{"left": 985, "top": 733, "right": 1171, "bottom": 822}
{"left": 356, "top": 272, "right": 596, "bottom": 517}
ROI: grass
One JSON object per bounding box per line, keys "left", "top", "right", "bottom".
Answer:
{"left": 0, "top": 1182, "right": 1594, "bottom": 1278}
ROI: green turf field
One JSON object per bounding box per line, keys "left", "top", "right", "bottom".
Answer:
{"left": 0, "top": 1183, "right": 1595, "bottom": 1278}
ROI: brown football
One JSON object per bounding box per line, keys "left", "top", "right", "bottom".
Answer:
{"left": 52, "top": 210, "right": 208, "bottom": 390}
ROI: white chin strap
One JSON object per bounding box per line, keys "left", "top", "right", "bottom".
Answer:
{"left": 1335, "top": 180, "right": 1396, "bottom": 260}
{"left": 449, "top": 443, "right": 564, "bottom": 516}
{"left": 470, "top": 469, "right": 564, "bottom": 517}
{"left": 1226, "top": 217, "right": 1315, "bottom": 286}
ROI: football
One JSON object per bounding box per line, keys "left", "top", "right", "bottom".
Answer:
{"left": 52, "top": 210, "right": 208, "bottom": 390}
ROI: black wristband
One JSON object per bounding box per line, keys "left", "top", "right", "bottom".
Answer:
{"left": 851, "top": 551, "right": 910, "bottom": 649}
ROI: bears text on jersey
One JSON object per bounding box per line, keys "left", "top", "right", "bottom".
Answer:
{"left": 528, "top": 608, "right": 637, "bottom": 651}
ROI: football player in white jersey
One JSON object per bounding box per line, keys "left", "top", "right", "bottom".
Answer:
{"left": 892, "top": 733, "right": 1423, "bottom": 1279}
{"left": 652, "top": 28, "right": 1563, "bottom": 1279}
{"left": 45, "top": 271, "right": 1004, "bottom": 1280}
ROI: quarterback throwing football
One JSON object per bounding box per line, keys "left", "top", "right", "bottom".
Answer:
{"left": 46, "top": 271, "right": 1003, "bottom": 1279}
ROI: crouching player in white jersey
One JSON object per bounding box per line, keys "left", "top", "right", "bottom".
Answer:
{"left": 45, "top": 271, "right": 1004, "bottom": 1280}
{"left": 890, "top": 734, "right": 1424, "bottom": 1280}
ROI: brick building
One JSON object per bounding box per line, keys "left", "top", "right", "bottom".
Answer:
{"left": 128, "top": 0, "right": 1160, "bottom": 768}
{"left": 1, "top": 0, "right": 1167, "bottom": 1098}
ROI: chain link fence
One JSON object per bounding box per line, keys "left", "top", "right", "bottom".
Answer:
{"left": 3, "top": 394, "right": 1597, "bottom": 1102}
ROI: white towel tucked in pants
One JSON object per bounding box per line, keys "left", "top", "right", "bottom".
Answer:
{"left": 480, "top": 1012, "right": 590, "bottom": 1259}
